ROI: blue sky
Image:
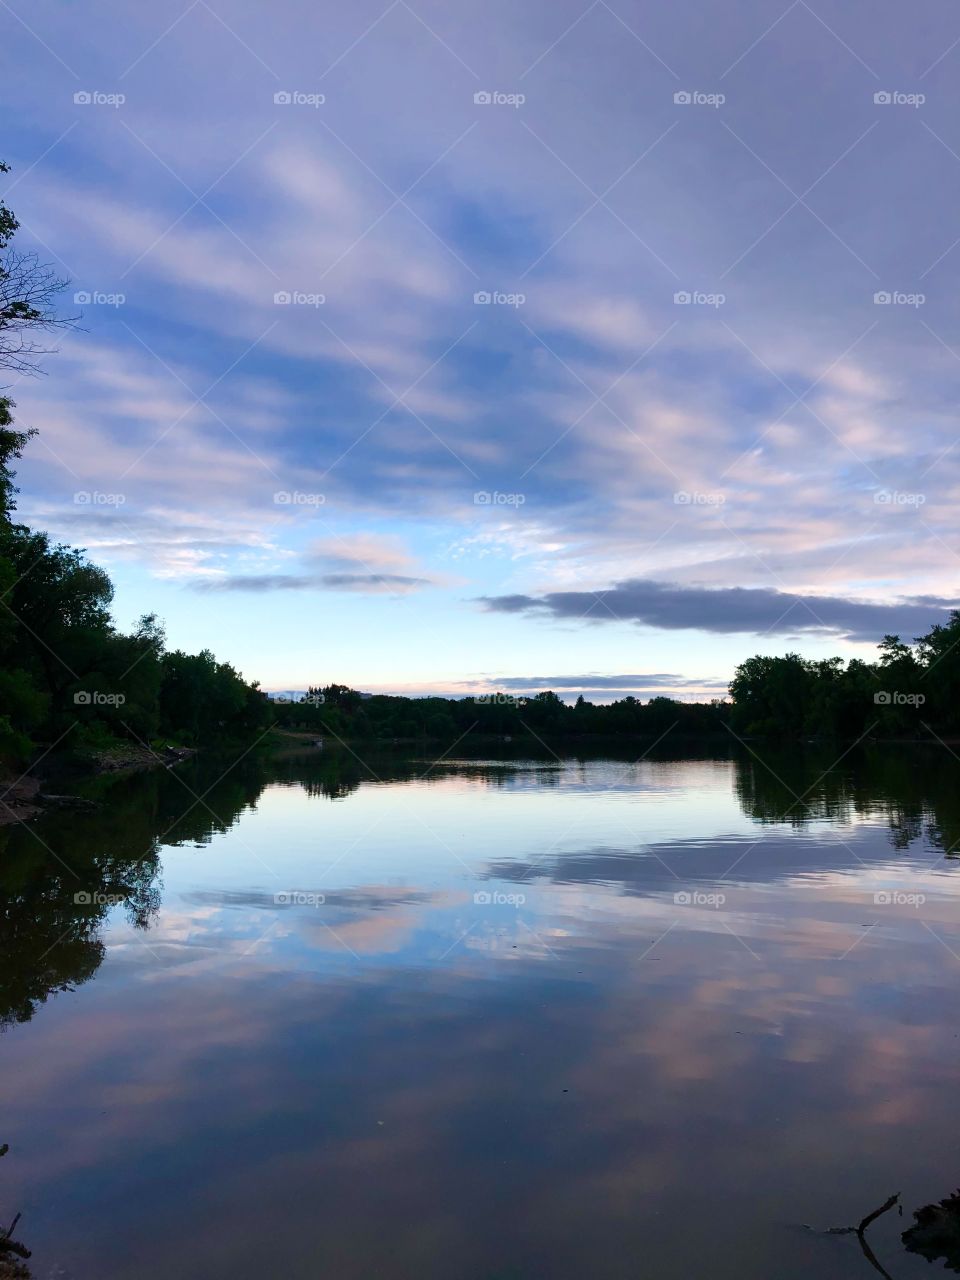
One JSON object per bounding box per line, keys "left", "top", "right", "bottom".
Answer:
{"left": 3, "top": 0, "right": 959, "bottom": 698}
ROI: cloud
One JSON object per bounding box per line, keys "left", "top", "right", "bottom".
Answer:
{"left": 478, "top": 579, "right": 958, "bottom": 643}
{"left": 196, "top": 532, "right": 440, "bottom": 594}
{"left": 477, "top": 672, "right": 712, "bottom": 690}
{"left": 181, "top": 887, "right": 441, "bottom": 911}
{"left": 445, "top": 672, "right": 727, "bottom": 701}
{"left": 200, "top": 571, "right": 430, "bottom": 594}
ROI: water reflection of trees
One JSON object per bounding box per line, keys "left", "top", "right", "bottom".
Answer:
{"left": 0, "top": 749, "right": 462, "bottom": 1028}
{"left": 0, "top": 746, "right": 627, "bottom": 1028}
{"left": 0, "top": 1145, "right": 32, "bottom": 1279}
{"left": 821, "top": 1184, "right": 960, "bottom": 1277}
{"left": 733, "top": 744, "right": 960, "bottom": 855}
{"left": 272, "top": 748, "right": 568, "bottom": 799}
{"left": 903, "top": 1189, "right": 960, "bottom": 1272}
{"left": 0, "top": 754, "right": 267, "bottom": 1030}
{"left": 5, "top": 743, "right": 960, "bottom": 1031}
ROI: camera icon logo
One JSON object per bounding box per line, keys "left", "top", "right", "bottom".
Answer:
{"left": 74, "top": 290, "right": 91, "bottom": 305}
{"left": 73, "top": 91, "right": 92, "bottom": 105}
{"left": 673, "top": 290, "right": 691, "bottom": 304}
{"left": 274, "top": 891, "right": 292, "bottom": 904}
{"left": 474, "top": 290, "right": 492, "bottom": 304}
{"left": 874, "top": 91, "right": 892, "bottom": 105}
{"left": 274, "top": 91, "right": 292, "bottom": 105}
{"left": 74, "top": 891, "right": 92, "bottom": 904}
{"left": 274, "top": 290, "right": 291, "bottom": 304}
{"left": 474, "top": 91, "right": 492, "bottom": 105}
{"left": 873, "top": 291, "right": 892, "bottom": 305}
{"left": 473, "top": 890, "right": 492, "bottom": 904}
{"left": 674, "top": 91, "right": 692, "bottom": 104}
{"left": 674, "top": 891, "right": 692, "bottom": 905}
{"left": 474, "top": 491, "right": 492, "bottom": 505}
{"left": 874, "top": 691, "right": 892, "bottom": 705}
{"left": 73, "top": 690, "right": 92, "bottom": 705}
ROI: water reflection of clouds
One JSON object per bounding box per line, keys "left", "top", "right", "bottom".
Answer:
{"left": 107, "top": 832, "right": 960, "bottom": 984}
{"left": 7, "top": 752, "right": 960, "bottom": 1276}
{"left": 103, "top": 885, "right": 469, "bottom": 970}
{"left": 7, "top": 904, "right": 960, "bottom": 1279}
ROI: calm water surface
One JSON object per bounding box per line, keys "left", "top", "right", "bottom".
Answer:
{"left": 2, "top": 744, "right": 960, "bottom": 1279}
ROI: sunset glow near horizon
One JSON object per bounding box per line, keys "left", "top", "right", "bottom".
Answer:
{"left": 4, "top": 0, "right": 959, "bottom": 700}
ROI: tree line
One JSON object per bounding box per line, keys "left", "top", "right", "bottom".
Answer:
{"left": 270, "top": 684, "right": 731, "bottom": 741}
{"left": 0, "top": 423, "right": 270, "bottom": 761}
{"left": 728, "top": 630, "right": 959, "bottom": 739}
{"left": 0, "top": 164, "right": 269, "bottom": 763}
{"left": 271, "top": 621, "right": 957, "bottom": 746}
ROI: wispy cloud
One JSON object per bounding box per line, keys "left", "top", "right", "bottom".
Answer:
{"left": 196, "top": 532, "right": 443, "bottom": 594}
{"left": 200, "top": 571, "right": 430, "bottom": 594}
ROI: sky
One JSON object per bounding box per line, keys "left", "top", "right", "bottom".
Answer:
{"left": 2, "top": 0, "right": 959, "bottom": 701}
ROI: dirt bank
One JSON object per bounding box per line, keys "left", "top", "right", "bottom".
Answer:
{"left": 0, "top": 744, "right": 196, "bottom": 826}
{"left": 0, "top": 775, "right": 44, "bottom": 826}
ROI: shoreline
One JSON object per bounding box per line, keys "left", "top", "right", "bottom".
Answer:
{"left": 4, "top": 728, "right": 954, "bottom": 828}
{"left": 0, "top": 743, "right": 196, "bottom": 827}
{"left": 269, "top": 727, "right": 956, "bottom": 749}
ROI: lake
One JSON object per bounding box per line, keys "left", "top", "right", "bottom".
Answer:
{"left": 2, "top": 742, "right": 960, "bottom": 1279}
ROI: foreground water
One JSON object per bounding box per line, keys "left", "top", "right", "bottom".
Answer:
{"left": 2, "top": 742, "right": 960, "bottom": 1278}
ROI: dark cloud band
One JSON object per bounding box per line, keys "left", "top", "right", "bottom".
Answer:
{"left": 478, "top": 579, "right": 958, "bottom": 642}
